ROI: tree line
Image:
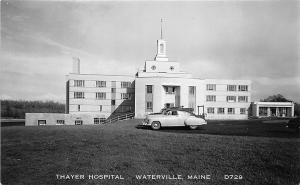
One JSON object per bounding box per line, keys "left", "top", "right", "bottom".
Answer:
{"left": 1, "top": 100, "right": 65, "bottom": 119}
{"left": 1, "top": 94, "right": 299, "bottom": 119}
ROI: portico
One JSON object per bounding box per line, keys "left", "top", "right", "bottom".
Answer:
{"left": 251, "top": 102, "right": 294, "bottom": 118}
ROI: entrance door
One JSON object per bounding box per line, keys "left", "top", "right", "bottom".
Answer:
{"left": 270, "top": 108, "right": 276, "bottom": 117}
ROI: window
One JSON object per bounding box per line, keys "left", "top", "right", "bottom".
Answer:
{"left": 206, "top": 84, "right": 216, "bottom": 91}
{"left": 227, "top": 96, "right": 236, "bottom": 102}
{"left": 77, "top": 105, "right": 80, "bottom": 111}
{"left": 99, "top": 105, "right": 102, "bottom": 112}
{"left": 74, "top": 92, "right": 84, "bottom": 99}
{"left": 189, "top": 86, "right": 195, "bottom": 95}
{"left": 96, "top": 81, "right": 106, "bottom": 87}
{"left": 227, "top": 85, "right": 236, "bottom": 91}
{"left": 121, "top": 93, "right": 131, "bottom": 100}
{"left": 94, "top": 117, "right": 106, "bottom": 124}
{"left": 146, "top": 101, "right": 153, "bottom": 111}
{"left": 206, "top": 95, "right": 216, "bottom": 102}
{"left": 94, "top": 118, "right": 100, "bottom": 124}
{"left": 166, "top": 87, "right": 175, "bottom": 94}
{"left": 56, "top": 120, "right": 65, "bottom": 125}
{"left": 38, "top": 120, "right": 46, "bottom": 125}
{"left": 146, "top": 85, "right": 152, "bottom": 94}
{"left": 100, "top": 118, "right": 106, "bottom": 124}
{"left": 238, "top": 85, "right": 248, "bottom": 91}
{"left": 111, "top": 100, "right": 115, "bottom": 106}
{"left": 240, "top": 108, "right": 246, "bottom": 114}
{"left": 259, "top": 107, "right": 268, "bottom": 116}
{"left": 160, "top": 43, "right": 164, "bottom": 53}
{"left": 111, "top": 81, "right": 116, "bottom": 87}
{"left": 207, "top": 107, "right": 214, "bottom": 114}
{"left": 74, "top": 80, "right": 84, "bottom": 87}
{"left": 217, "top": 108, "right": 225, "bottom": 114}
{"left": 96, "top": 92, "right": 106, "bottom": 99}
{"left": 121, "top": 82, "right": 131, "bottom": 88}
{"left": 75, "top": 120, "right": 83, "bottom": 125}
{"left": 111, "top": 88, "right": 116, "bottom": 93}
{"left": 228, "top": 108, "right": 235, "bottom": 114}
{"left": 238, "top": 96, "right": 248, "bottom": 102}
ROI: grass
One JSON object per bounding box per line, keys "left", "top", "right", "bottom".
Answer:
{"left": 1, "top": 119, "right": 299, "bottom": 185}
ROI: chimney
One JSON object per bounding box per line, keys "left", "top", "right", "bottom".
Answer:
{"left": 72, "top": 57, "right": 80, "bottom": 74}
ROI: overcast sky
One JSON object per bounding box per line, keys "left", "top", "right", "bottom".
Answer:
{"left": 0, "top": 0, "right": 299, "bottom": 103}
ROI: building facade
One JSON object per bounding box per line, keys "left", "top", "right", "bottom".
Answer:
{"left": 134, "top": 34, "right": 251, "bottom": 120}
{"left": 66, "top": 69, "right": 135, "bottom": 119}
{"left": 25, "top": 25, "right": 295, "bottom": 126}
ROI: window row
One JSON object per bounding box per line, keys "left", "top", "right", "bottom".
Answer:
{"left": 207, "top": 107, "right": 247, "bottom": 114}
{"left": 74, "top": 92, "right": 132, "bottom": 100}
{"left": 76, "top": 105, "right": 103, "bottom": 112}
{"left": 73, "top": 80, "right": 131, "bottom": 88}
{"left": 206, "top": 84, "right": 248, "bottom": 91}
{"left": 206, "top": 95, "right": 248, "bottom": 102}
{"left": 227, "top": 85, "right": 248, "bottom": 91}
{"left": 76, "top": 104, "right": 133, "bottom": 112}
{"left": 147, "top": 85, "right": 196, "bottom": 95}
{"left": 37, "top": 118, "right": 106, "bottom": 125}
{"left": 226, "top": 96, "right": 248, "bottom": 102}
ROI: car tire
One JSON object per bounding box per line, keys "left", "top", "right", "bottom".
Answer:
{"left": 189, "top": 125, "right": 198, "bottom": 130}
{"left": 151, "top": 121, "right": 161, "bottom": 130}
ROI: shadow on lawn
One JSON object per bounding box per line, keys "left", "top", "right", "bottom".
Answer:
{"left": 135, "top": 121, "right": 300, "bottom": 138}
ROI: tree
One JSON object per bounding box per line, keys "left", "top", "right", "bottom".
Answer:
{"left": 294, "top": 103, "right": 300, "bottom": 116}
{"left": 1, "top": 100, "right": 65, "bottom": 119}
{"left": 260, "top": 94, "right": 292, "bottom": 102}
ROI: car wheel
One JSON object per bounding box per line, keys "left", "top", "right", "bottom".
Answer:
{"left": 151, "top": 121, "right": 161, "bottom": 130}
{"left": 189, "top": 125, "right": 198, "bottom": 130}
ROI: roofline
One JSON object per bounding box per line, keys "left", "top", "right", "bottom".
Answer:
{"left": 67, "top": 73, "right": 135, "bottom": 77}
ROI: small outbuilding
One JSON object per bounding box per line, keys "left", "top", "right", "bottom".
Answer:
{"left": 251, "top": 102, "right": 294, "bottom": 118}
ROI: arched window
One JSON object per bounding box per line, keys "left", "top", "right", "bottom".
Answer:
{"left": 160, "top": 43, "right": 164, "bottom": 53}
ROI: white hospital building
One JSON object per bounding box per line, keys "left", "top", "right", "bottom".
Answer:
{"left": 25, "top": 25, "right": 294, "bottom": 126}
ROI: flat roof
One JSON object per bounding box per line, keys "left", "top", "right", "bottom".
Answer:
{"left": 252, "top": 101, "right": 294, "bottom": 106}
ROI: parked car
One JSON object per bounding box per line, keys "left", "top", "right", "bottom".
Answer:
{"left": 142, "top": 108, "right": 207, "bottom": 130}
{"left": 286, "top": 117, "right": 300, "bottom": 129}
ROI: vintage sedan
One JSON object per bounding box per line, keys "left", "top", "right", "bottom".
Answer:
{"left": 142, "top": 109, "right": 207, "bottom": 130}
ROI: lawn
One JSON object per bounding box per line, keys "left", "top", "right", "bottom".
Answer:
{"left": 1, "top": 119, "right": 299, "bottom": 185}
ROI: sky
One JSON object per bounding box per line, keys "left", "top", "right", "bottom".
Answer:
{"left": 0, "top": 0, "right": 299, "bottom": 103}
